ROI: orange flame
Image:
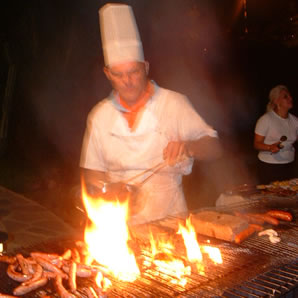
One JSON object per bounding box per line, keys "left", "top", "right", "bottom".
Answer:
{"left": 82, "top": 183, "right": 140, "bottom": 282}
{"left": 178, "top": 217, "right": 223, "bottom": 271}
{"left": 146, "top": 231, "right": 190, "bottom": 287}
{"left": 202, "top": 246, "right": 223, "bottom": 264}
{"left": 178, "top": 218, "right": 203, "bottom": 263}
{"left": 81, "top": 181, "right": 223, "bottom": 289}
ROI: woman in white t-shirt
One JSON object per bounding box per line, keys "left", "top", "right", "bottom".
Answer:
{"left": 254, "top": 85, "right": 298, "bottom": 184}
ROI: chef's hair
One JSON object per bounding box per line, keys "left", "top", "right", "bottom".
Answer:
{"left": 266, "top": 85, "right": 289, "bottom": 112}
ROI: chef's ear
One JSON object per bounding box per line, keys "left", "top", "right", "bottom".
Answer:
{"left": 144, "top": 61, "right": 149, "bottom": 75}
{"left": 103, "top": 66, "right": 111, "bottom": 80}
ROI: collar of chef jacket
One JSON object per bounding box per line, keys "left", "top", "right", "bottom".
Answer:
{"left": 109, "top": 80, "right": 159, "bottom": 112}
{"left": 108, "top": 81, "right": 161, "bottom": 137}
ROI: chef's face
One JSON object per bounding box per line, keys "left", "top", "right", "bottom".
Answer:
{"left": 277, "top": 89, "right": 293, "bottom": 110}
{"left": 104, "top": 61, "right": 149, "bottom": 106}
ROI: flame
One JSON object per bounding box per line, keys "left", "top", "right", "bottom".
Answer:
{"left": 178, "top": 217, "right": 222, "bottom": 270}
{"left": 178, "top": 218, "right": 202, "bottom": 263}
{"left": 202, "top": 246, "right": 223, "bottom": 264}
{"left": 146, "top": 231, "right": 190, "bottom": 287}
{"left": 81, "top": 180, "right": 223, "bottom": 289}
{"left": 82, "top": 183, "right": 140, "bottom": 282}
{"left": 95, "top": 272, "right": 112, "bottom": 291}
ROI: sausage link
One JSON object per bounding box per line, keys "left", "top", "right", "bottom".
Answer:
{"left": 0, "top": 255, "right": 17, "bottom": 264}
{"left": 23, "top": 263, "right": 43, "bottom": 284}
{"left": 7, "top": 263, "right": 32, "bottom": 282}
{"left": 16, "top": 254, "right": 30, "bottom": 275}
{"left": 55, "top": 275, "right": 76, "bottom": 298}
{"left": 234, "top": 212, "right": 265, "bottom": 225}
{"left": 13, "top": 276, "right": 48, "bottom": 296}
{"left": 68, "top": 261, "right": 77, "bottom": 292}
{"left": 33, "top": 256, "right": 68, "bottom": 279}
{"left": 63, "top": 264, "right": 93, "bottom": 278}
{"left": 248, "top": 213, "right": 279, "bottom": 226}
{"left": 266, "top": 210, "right": 293, "bottom": 222}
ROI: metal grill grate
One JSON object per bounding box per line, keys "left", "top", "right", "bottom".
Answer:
{"left": 223, "top": 261, "right": 298, "bottom": 297}
{"left": 0, "top": 196, "right": 297, "bottom": 297}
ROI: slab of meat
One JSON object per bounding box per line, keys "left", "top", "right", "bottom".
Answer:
{"left": 190, "top": 211, "right": 249, "bottom": 242}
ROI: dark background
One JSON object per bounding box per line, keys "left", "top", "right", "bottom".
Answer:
{"left": 0, "top": 0, "right": 297, "bottom": 214}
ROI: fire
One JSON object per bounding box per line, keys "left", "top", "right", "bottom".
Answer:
{"left": 82, "top": 184, "right": 140, "bottom": 282}
{"left": 178, "top": 218, "right": 203, "bottom": 263}
{"left": 202, "top": 246, "right": 223, "bottom": 264}
{"left": 95, "top": 272, "right": 112, "bottom": 292}
{"left": 81, "top": 181, "right": 223, "bottom": 290}
{"left": 145, "top": 232, "right": 191, "bottom": 287}
{"left": 178, "top": 217, "right": 222, "bottom": 269}
{"left": 178, "top": 218, "right": 204, "bottom": 273}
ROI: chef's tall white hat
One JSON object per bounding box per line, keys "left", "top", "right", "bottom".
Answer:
{"left": 99, "top": 3, "right": 144, "bottom": 67}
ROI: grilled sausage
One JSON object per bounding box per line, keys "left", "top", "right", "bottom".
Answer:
{"left": 63, "top": 264, "right": 93, "bottom": 278}
{"left": 248, "top": 213, "right": 279, "bottom": 226}
{"left": 71, "top": 248, "right": 80, "bottom": 263}
{"left": 7, "top": 263, "right": 32, "bottom": 282}
{"left": 31, "top": 252, "right": 62, "bottom": 267}
{"left": 30, "top": 252, "right": 61, "bottom": 261}
{"left": 234, "top": 211, "right": 265, "bottom": 225}
{"left": 33, "top": 256, "right": 67, "bottom": 279}
{"left": 0, "top": 255, "right": 17, "bottom": 264}
{"left": 68, "top": 261, "right": 77, "bottom": 292}
{"left": 266, "top": 210, "right": 293, "bottom": 222}
{"left": 55, "top": 275, "right": 76, "bottom": 298}
{"left": 13, "top": 276, "right": 48, "bottom": 296}
{"left": 23, "top": 263, "right": 43, "bottom": 284}
{"left": 62, "top": 249, "right": 72, "bottom": 260}
{"left": 16, "top": 254, "right": 30, "bottom": 275}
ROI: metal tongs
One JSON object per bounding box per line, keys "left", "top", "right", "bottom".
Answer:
{"left": 96, "top": 161, "right": 167, "bottom": 215}
{"left": 102, "top": 160, "right": 167, "bottom": 195}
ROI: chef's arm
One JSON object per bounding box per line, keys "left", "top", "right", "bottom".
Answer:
{"left": 185, "top": 135, "right": 222, "bottom": 161}
{"left": 163, "top": 136, "right": 222, "bottom": 165}
{"left": 80, "top": 167, "right": 109, "bottom": 188}
{"left": 254, "top": 133, "right": 280, "bottom": 153}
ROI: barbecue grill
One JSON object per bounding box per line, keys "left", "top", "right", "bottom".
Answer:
{"left": 0, "top": 195, "right": 297, "bottom": 297}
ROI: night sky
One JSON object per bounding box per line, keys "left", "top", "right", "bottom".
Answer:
{"left": 1, "top": 0, "right": 298, "bottom": 186}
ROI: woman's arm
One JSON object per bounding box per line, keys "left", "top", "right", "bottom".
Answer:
{"left": 254, "top": 134, "right": 280, "bottom": 153}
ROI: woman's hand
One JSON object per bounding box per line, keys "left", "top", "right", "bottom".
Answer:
{"left": 254, "top": 134, "right": 281, "bottom": 153}
{"left": 268, "top": 142, "right": 281, "bottom": 153}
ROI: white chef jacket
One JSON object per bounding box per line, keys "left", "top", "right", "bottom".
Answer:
{"left": 255, "top": 110, "right": 298, "bottom": 164}
{"left": 80, "top": 82, "right": 218, "bottom": 224}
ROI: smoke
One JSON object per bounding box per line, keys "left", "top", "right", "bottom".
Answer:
{"left": 138, "top": 0, "right": 258, "bottom": 200}
{"left": 12, "top": 0, "right": 262, "bottom": 200}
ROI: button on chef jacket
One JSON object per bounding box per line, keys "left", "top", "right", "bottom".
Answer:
{"left": 80, "top": 82, "right": 218, "bottom": 225}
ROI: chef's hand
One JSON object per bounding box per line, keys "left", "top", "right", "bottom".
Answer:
{"left": 163, "top": 141, "right": 189, "bottom": 166}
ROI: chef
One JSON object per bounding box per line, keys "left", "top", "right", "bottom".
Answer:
{"left": 80, "top": 3, "right": 222, "bottom": 224}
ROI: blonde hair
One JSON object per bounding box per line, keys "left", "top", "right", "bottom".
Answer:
{"left": 266, "top": 85, "right": 288, "bottom": 112}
